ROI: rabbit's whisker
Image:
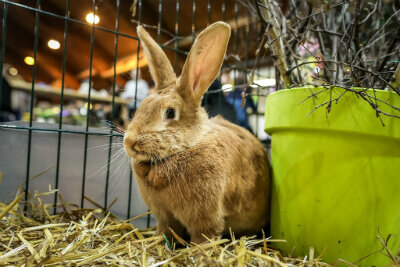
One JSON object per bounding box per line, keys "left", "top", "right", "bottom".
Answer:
{"left": 107, "top": 153, "right": 130, "bottom": 195}
{"left": 87, "top": 147, "right": 127, "bottom": 181}
{"left": 87, "top": 143, "right": 124, "bottom": 150}
{"left": 97, "top": 119, "right": 126, "bottom": 134}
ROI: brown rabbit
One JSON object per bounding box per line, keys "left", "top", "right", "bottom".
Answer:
{"left": 124, "top": 22, "right": 270, "bottom": 243}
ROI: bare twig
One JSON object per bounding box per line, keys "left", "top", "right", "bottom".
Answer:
{"left": 394, "top": 63, "right": 400, "bottom": 90}
{"left": 359, "top": 1, "right": 379, "bottom": 24}
{"left": 252, "top": 0, "right": 400, "bottom": 117}
{"left": 256, "top": 0, "right": 291, "bottom": 88}
{"left": 351, "top": 0, "right": 362, "bottom": 53}
{"left": 376, "top": 234, "right": 400, "bottom": 266}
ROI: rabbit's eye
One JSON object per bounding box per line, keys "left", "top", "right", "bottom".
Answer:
{"left": 165, "top": 107, "right": 175, "bottom": 119}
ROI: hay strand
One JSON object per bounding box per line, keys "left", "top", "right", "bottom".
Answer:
{"left": 0, "top": 192, "right": 24, "bottom": 221}
{"left": 2, "top": 187, "right": 393, "bottom": 266}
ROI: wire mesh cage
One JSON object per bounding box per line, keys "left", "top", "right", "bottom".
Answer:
{"left": 0, "top": 0, "right": 272, "bottom": 228}
{"left": 1, "top": 1, "right": 400, "bottom": 266}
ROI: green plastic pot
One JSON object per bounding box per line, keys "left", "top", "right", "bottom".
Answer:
{"left": 264, "top": 87, "right": 400, "bottom": 266}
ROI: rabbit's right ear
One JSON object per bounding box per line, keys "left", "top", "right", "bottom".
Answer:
{"left": 137, "top": 26, "right": 176, "bottom": 92}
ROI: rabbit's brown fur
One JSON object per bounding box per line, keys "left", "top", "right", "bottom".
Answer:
{"left": 124, "top": 22, "right": 270, "bottom": 243}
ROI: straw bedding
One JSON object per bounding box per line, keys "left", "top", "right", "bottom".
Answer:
{"left": 0, "top": 187, "right": 335, "bottom": 266}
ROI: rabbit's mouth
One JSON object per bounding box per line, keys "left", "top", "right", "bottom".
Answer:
{"left": 128, "top": 149, "right": 152, "bottom": 162}
{"left": 124, "top": 135, "right": 173, "bottom": 162}
{"left": 132, "top": 147, "right": 148, "bottom": 156}
{"left": 124, "top": 143, "right": 150, "bottom": 161}
{"left": 130, "top": 147, "right": 172, "bottom": 163}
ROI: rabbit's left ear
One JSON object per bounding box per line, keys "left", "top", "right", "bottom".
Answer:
{"left": 177, "top": 22, "right": 230, "bottom": 106}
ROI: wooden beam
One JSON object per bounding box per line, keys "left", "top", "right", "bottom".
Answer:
{"left": 99, "top": 53, "right": 148, "bottom": 78}
{"left": 8, "top": 5, "right": 113, "bottom": 85}
{"left": 4, "top": 33, "right": 81, "bottom": 89}
{"left": 40, "top": 0, "right": 115, "bottom": 67}
{"left": 84, "top": 14, "right": 257, "bottom": 79}
{"left": 8, "top": 78, "right": 130, "bottom": 105}
{"left": 175, "top": 15, "right": 258, "bottom": 48}
{"left": 5, "top": 9, "right": 81, "bottom": 87}
{"left": 76, "top": 68, "right": 99, "bottom": 80}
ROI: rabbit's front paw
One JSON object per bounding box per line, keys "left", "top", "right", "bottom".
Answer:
{"left": 189, "top": 221, "right": 224, "bottom": 244}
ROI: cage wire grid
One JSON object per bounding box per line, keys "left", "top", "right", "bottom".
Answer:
{"left": 0, "top": 0, "right": 267, "bottom": 227}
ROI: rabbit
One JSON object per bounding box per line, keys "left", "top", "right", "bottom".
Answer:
{"left": 123, "top": 21, "right": 270, "bottom": 244}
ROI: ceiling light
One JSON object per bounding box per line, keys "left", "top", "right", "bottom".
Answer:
{"left": 8, "top": 67, "right": 18, "bottom": 76}
{"left": 48, "top": 39, "right": 60, "bottom": 50}
{"left": 86, "top": 13, "right": 100, "bottom": 24}
{"left": 24, "top": 56, "right": 35, "bottom": 66}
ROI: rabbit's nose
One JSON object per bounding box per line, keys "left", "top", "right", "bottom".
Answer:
{"left": 124, "top": 136, "right": 137, "bottom": 151}
{"left": 124, "top": 136, "right": 145, "bottom": 155}
{"left": 131, "top": 141, "right": 138, "bottom": 151}
{"left": 131, "top": 141, "right": 144, "bottom": 152}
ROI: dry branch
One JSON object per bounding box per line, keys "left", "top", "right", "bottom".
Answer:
{"left": 251, "top": 0, "right": 400, "bottom": 119}
{"left": 256, "top": 0, "right": 291, "bottom": 87}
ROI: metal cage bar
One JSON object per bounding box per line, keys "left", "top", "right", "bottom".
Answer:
{"left": 1, "top": 125, "right": 123, "bottom": 137}
{"left": 217, "top": 0, "right": 226, "bottom": 114}
{"left": 1, "top": 0, "right": 138, "bottom": 41}
{"left": 0, "top": 0, "right": 189, "bottom": 57}
{"left": 203, "top": 0, "right": 212, "bottom": 104}
{"left": 80, "top": 0, "right": 97, "bottom": 208}
{"left": 157, "top": 0, "right": 162, "bottom": 44}
{"left": 25, "top": 0, "right": 41, "bottom": 205}
{"left": 173, "top": 0, "right": 180, "bottom": 73}
{"left": 232, "top": 0, "right": 238, "bottom": 132}
{"left": 104, "top": 0, "right": 121, "bottom": 210}
{"left": 54, "top": 0, "right": 70, "bottom": 214}
{"left": 130, "top": 0, "right": 143, "bottom": 222}
{"left": 192, "top": 0, "right": 196, "bottom": 42}
{"left": 0, "top": 2, "right": 7, "bottom": 106}
{"left": 207, "top": 0, "right": 211, "bottom": 26}
{"left": 254, "top": 9, "right": 260, "bottom": 138}
{"left": 0, "top": 0, "right": 266, "bottom": 227}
